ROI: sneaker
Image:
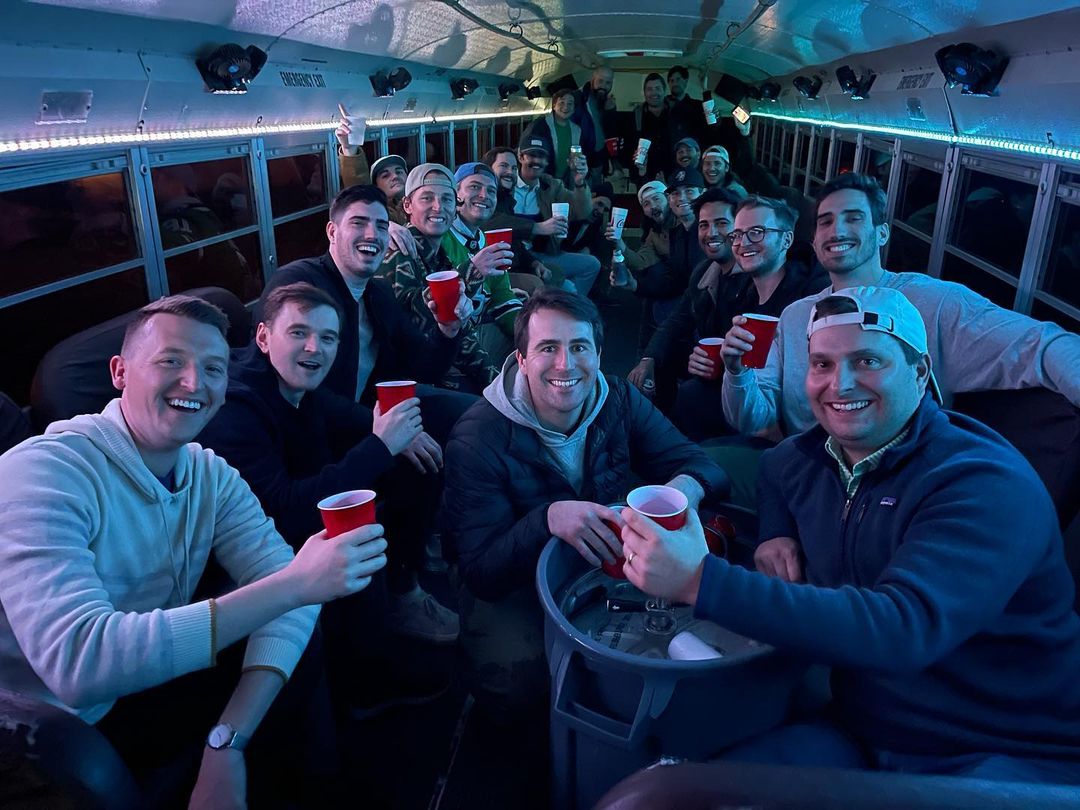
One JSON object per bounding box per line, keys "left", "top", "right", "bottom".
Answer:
{"left": 387, "top": 585, "right": 460, "bottom": 643}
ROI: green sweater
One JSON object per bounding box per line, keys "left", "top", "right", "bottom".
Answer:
{"left": 441, "top": 226, "right": 523, "bottom": 339}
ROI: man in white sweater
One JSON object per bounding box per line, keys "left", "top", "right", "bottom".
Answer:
{"left": 0, "top": 295, "right": 387, "bottom": 806}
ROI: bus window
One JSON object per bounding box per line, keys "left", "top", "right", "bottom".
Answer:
{"left": 941, "top": 251, "right": 1017, "bottom": 309}
{"left": 362, "top": 140, "right": 379, "bottom": 166}
{"left": 387, "top": 134, "right": 419, "bottom": 166}
{"left": 1037, "top": 187, "right": 1080, "bottom": 323}
{"left": 886, "top": 227, "right": 932, "bottom": 274}
{"left": 478, "top": 123, "right": 494, "bottom": 159}
{"left": 426, "top": 127, "right": 449, "bottom": 166}
{"left": 811, "top": 129, "right": 830, "bottom": 187}
{"left": 0, "top": 172, "right": 138, "bottom": 298}
{"left": 951, "top": 167, "right": 1036, "bottom": 277}
{"left": 152, "top": 156, "right": 263, "bottom": 301}
{"left": 864, "top": 147, "right": 893, "bottom": 192}
{"left": 794, "top": 130, "right": 811, "bottom": 187}
{"left": 274, "top": 213, "right": 330, "bottom": 267}
{"left": 267, "top": 153, "right": 327, "bottom": 219}
{"left": 896, "top": 162, "right": 942, "bottom": 236}
{"left": 453, "top": 125, "right": 471, "bottom": 167}
{"left": 1, "top": 267, "right": 148, "bottom": 404}
{"left": 837, "top": 139, "right": 857, "bottom": 175}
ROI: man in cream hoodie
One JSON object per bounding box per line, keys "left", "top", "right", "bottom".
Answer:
{"left": 442, "top": 288, "right": 728, "bottom": 718}
{"left": 0, "top": 295, "right": 387, "bottom": 805}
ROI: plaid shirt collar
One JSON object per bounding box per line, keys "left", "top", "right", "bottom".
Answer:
{"left": 825, "top": 427, "right": 910, "bottom": 499}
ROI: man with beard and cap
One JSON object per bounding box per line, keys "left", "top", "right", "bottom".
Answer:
{"left": 378, "top": 162, "right": 501, "bottom": 392}
{"left": 619, "top": 287, "right": 1080, "bottom": 789}
{"left": 606, "top": 180, "right": 674, "bottom": 279}
{"left": 511, "top": 134, "right": 601, "bottom": 297}
{"left": 701, "top": 145, "right": 748, "bottom": 198}
{"left": 572, "top": 65, "right": 619, "bottom": 182}
{"left": 441, "top": 288, "right": 728, "bottom": 719}
{"left": 674, "top": 137, "right": 701, "bottom": 170}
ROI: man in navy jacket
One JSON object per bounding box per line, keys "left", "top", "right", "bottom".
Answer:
{"left": 621, "top": 286, "right": 1080, "bottom": 783}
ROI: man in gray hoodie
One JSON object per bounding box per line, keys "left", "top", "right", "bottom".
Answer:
{"left": 442, "top": 289, "right": 728, "bottom": 717}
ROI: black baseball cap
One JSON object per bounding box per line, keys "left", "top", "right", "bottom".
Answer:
{"left": 666, "top": 167, "right": 706, "bottom": 192}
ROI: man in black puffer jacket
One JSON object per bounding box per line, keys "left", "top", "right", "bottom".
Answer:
{"left": 441, "top": 289, "right": 728, "bottom": 718}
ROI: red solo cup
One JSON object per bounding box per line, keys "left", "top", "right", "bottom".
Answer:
{"left": 626, "top": 485, "right": 688, "bottom": 530}
{"left": 703, "top": 513, "right": 735, "bottom": 558}
{"left": 740, "top": 313, "right": 780, "bottom": 369}
{"left": 483, "top": 228, "right": 513, "bottom": 246}
{"left": 425, "top": 270, "right": 460, "bottom": 324}
{"left": 698, "top": 337, "right": 724, "bottom": 380}
{"left": 605, "top": 137, "right": 620, "bottom": 156}
{"left": 375, "top": 380, "right": 416, "bottom": 412}
{"left": 600, "top": 516, "right": 627, "bottom": 579}
{"left": 318, "top": 489, "right": 376, "bottom": 538}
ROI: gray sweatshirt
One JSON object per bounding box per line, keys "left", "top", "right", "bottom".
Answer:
{"left": 722, "top": 270, "right": 1080, "bottom": 437}
{"left": 484, "top": 354, "right": 609, "bottom": 494}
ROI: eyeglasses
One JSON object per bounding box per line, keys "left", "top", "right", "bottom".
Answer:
{"left": 724, "top": 226, "right": 787, "bottom": 246}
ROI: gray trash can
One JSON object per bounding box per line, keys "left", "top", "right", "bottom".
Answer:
{"left": 537, "top": 537, "right": 807, "bottom": 810}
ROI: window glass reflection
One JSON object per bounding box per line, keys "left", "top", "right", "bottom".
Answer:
{"left": 454, "top": 127, "right": 471, "bottom": 166}
{"left": 1032, "top": 299, "right": 1080, "bottom": 336}
{"left": 275, "top": 212, "right": 330, "bottom": 267}
{"left": 166, "top": 230, "right": 263, "bottom": 302}
{"left": 0, "top": 173, "right": 138, "bottom": 298}
{"left": 387, "top": 135, "right": 419, "bottom": 168}
{"left": 268, "top": 153, "right": 326, "bottom": 218}
{"left": 813, "top": 132, "right": 830, "bottom": 178}
{"left": 951, "top": 168, "right": 1036, "bottom": 276}
{"left": 837, "top": 140, "right": 856, "bottom": 175}
{"left": 152, "top": 158, "right": 253, "bottom": 243}
{"left": 1040, "top": 200, "right": 1080, "bottom": 312}
{"left": 426, "top": 130, "right": 449, "bottom": 166}
{"left": 896, "top": 164, "right": 942, "bottom": 236}
{"left": 478, "top": 125, "right": 493, "bottom": 159}
{"left": 865, "top": 148, "right": 892, "bottom": 193}
{"left": 0, "top": 268, "right": 148, "bottom": 404}
{"left": 941, "top": 252, "right": 1016, "bottom": 309}
{"left": 887, "top": 228, "right": 931, "bottom": 274}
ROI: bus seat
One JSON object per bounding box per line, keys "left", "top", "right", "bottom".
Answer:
{"left": 0, "top": 687, "right": 141, "bottom": 810}
{"left": 594, "top": 760, "right": 1080, "bottom": 810}
{"left": 951, "top": 387, "right": 1080, "bottom": 528}
{"left": 29, "top": 287, "right": 248, "bottom": 431}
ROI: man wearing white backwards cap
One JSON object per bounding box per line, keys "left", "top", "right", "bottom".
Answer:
{"left": 615, "top": 285, "right": 1080, "bottom": 785}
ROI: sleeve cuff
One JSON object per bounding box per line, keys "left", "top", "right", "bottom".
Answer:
{"left": 166, "top": 599, "right": 214, "bottom": 675}
{"left": 726, "top": 368, "right": 757, "bottom": 389}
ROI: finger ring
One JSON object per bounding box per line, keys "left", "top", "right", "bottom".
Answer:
{"left": 626, "top": 551, "right": 636, "bottom": 565}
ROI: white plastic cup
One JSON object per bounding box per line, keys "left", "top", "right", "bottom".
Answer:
{"left": 633, "top": 138, "right": 651, "bottom": 166}
{"left": 345, "top": 115, "right": 366, "bottom": 146}
{"left": 551, "top": 202, "right": 570, "bottom": 220}
{"left": 610, "top": 207, "right": 628, "bottom": 240}
{"left": 702, "top": 98, "right": 717, "bottom": 126}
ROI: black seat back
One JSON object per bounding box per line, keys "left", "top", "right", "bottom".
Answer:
{"left": 30, "top": 287, "right": 249, "bottom": 431}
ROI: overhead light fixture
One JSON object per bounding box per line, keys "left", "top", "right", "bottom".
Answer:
{"left": 196, "top": 44, "right": 268, "bottom": 94}
{"left": 369, "top": 66, "right": 412, "bottom": 98}
{"left": 935, "top": 43, "right": 1009, "bottom": 96}
{"left": 525, "top": 85, "right": 542, "bottom": 100}
{"left": 449, "top": 77, "right": 479, "bottom": 101}
{"left": 596, "top": 49, "right": 681, "bottom": 59}
{"left": 793, "top": 75, "right": 822, "bottom": 100}
{"left": 498, "top": 82, "right": 521, "bottom": 103}
{"left": 759, "top": 82, "right": 781, "bottom": 102}
{"left": 835, "top": 66, "right": 876, "bottom": 100}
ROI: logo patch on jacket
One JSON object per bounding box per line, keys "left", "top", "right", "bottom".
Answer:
{"left": 880, "top": 496, "right": 897, "bottom": 507}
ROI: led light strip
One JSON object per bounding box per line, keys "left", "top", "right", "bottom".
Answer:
{"left": 0, "top": 121, "right": 336, "bottom": 154}
{"left": 754, "top": 111, "right": 1080, "bottom": 163}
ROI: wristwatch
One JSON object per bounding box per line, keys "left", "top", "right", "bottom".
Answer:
{"left": 207, "top": 722, "right": 249, "bottom": 752}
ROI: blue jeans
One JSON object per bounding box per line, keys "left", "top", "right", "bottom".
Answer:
{"left": 545, "top": 251, "right": 601, "bottom": 296}
{"left": 721, "top": 719, "right": 1080, "bottom": 786}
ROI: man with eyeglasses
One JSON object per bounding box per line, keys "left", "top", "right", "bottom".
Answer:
{"left": 717, "top": 172, "right": 1080, "bottom": 506}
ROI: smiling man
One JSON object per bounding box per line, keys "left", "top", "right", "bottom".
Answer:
{"left": 619, "top": 286, "right": 1080, "bottom": 786}
{"left": 720, "top": 172, "right": 1080, "bottom": 442}
{"left": 378, "top": 162, "right": 501, "bottom": 392}
{"left": 0, "top": 295, "right": 389, "bottom": 805}
{"left": 442, "top": 288, "right": 727, "bottom": 718}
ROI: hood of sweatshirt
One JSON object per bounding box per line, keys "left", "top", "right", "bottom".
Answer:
{"left": 483, "top": 352, "right": 609, "bottom": 446}
{"left": 43, "top": 398, "right": 191, "bottom": 502}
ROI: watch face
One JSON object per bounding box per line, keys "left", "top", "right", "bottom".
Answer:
{"left": 208, "top": 724, "right": 233, "bottom": 749}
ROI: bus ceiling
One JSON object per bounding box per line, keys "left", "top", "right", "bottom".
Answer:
{"left": 2, "top": 0, "right": 1079, "bottom": 158}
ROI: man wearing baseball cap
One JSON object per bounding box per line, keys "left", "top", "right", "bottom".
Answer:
{"left": 508, "top": 133, "right": 601, "bottom": 297}
{"left": 378, "top": 162, "right": 500, "bottom": 392}
{"left": 702, "top": 144, "right": 748, "bottom": 197}
{"left": 673, "top": 137, "right": 701, "bottom": 170}
{"left": 619, "top": 285, "right": 1080, "bottom": 785}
